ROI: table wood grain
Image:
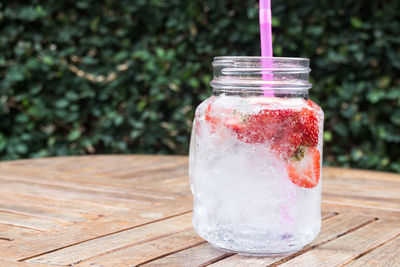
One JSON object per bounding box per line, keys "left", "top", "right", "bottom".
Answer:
{"left": 0, "top": 155, "right": 399, "bottom": 266}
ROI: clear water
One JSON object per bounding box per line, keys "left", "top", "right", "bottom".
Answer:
{"left": 189, "top": 95, "right": 323, "bottom": 255}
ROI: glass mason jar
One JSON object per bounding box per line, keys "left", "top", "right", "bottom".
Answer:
{"left": 189, "top": 57, "right": 324, "bottom": 255}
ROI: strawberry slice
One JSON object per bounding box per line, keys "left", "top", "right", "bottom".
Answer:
{"left": 204, "top": 99, "right": 244, "bottom": 139}
{"left": 287, "top": 147, "right": 321, "bottom": 188}
{"left": 271, "top": 131, "right": 302, "bottom": 158}
{"left": 205, "top": 99, "right": 303, "bottom": 153}
{"left": 204, "top": 97, "right": 233, "bottom": 130}
{"left": 232, "top": 109, "right": 300, "bottom": 144}
{"left": 204, "top": 100, "right": 219, "bottom": 132}
{"left": 298, "top": 107, "right": 319, "bottom": 147}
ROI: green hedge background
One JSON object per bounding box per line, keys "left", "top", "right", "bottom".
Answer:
{"left": 1, "top": 0, "right": 399, "bottom": 172}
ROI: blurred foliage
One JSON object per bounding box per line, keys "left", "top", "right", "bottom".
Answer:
{"left": 0, "top": 0, "right": 399, "bottom": 172}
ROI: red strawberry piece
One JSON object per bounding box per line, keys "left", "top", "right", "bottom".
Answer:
{"left": 204, "top": 98, "right": 230, "bottom": 132}
{"left": 307, "top": 99, "right": 320, "bottom": 110}
{"left": 232, "top": 112, "right": 274, "bottom": 143}
{"left": 223, "top": 115, "right": 244, "bottom": 131}
{"left": 287, "top": 147, "right": 321, "bottom": 188}
{"left": 204, "top": 100, "right": 243, "bottom": 139}
{"left": 205, "top": 99, "right": 313, "bottom": 157}
{"left": 271, "top": 131, "right": 302, "bottom": 158}
{"left": 204, "top": 99, "right": 219, "bottom": 129}
{"left": 287, "top": 131, "right": 302, "bottom": 156}
{"left": 299, "top": 107, "right": 319, "bottom": 147}
{"left": 234, "top": 109, "right": 300, "bottom": 144}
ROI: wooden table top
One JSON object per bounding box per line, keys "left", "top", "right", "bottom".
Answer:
{"left": 0, "top": 155, "right": 399, "bottom": 266}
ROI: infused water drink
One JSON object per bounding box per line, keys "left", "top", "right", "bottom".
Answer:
{"left": 189, "top": 57, "right": 324, "bottom": 255}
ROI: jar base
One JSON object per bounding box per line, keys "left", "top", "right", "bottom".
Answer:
{"left": 195, "top": 226, "right": 318, "bottom": 256}
{"left": 210, "top": 244, "right": 303, "bottom": 257}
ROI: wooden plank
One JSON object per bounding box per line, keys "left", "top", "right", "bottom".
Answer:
{"left": 323, "top": 195, "right": 400, "bottom": 211}
{"left": 62, "top": 155, "right": 177, "bottom": 175}
{"left": 347, "top": 235, "right": 400, "bottom": 267}
{"left": 0, "top": 200, "right": 192, "bottom": 261}
{"left": 321, "top": 211, "right": 336, "bottom": 220}
{"left": 26, "top": 213, "right": 193, "bottom": 265}
{"left": 279, "top": 219, "right": 400, "bottom": 266}
{"left": 0, "top": 177, "right": 155, "bottom": 205}
{"left": 0, "top": 156, "right": 187, "bottom": 201}
{"left": 0, "top": 155, "right": 187, "bottom": 181}
{"left": 0, "top": 211, "right": 63, "bottom": 231}
{"left": 323, "top": 166, "right": 400, "bottom": 183}
{"left": 0, "top": 216, "right": 133, "bottom": 261}
{"left": 0, "top": 224, "right": 38, "bottom": 241}
{"left": 131, "top": 175, "right": 191, "bottom": 196}
{"left": 105, "top": 160, "right": 188, "bottom": 180}
{"left": 78, "top": 155, "right": 187, "bottom": 177}
{"left": 209, "top": 213, "right": 374, "bottom": 266}
{"left": 322, "top": 183, "right": 400, "bottom": 202}
{"left": 0, "top": 193, "right": 129, "bottom": 216}
{"left": 0, "top": 156, "right": 187, "bottom": 193}
{"left": 208, "top": 254, "right": 278, "bottom": 267}
{"left": 0, "top": 259, "right": 48, "bottom": 267}
{"left": 0, "top": 155, "right": 183, "bottom": 174}
{"left": 73, "top": 156, "right": 188, "bottom": 180}
{"left": 126, "top": 165, "right": 188, "bottom": 183}
{"left": 141, "top": 243, "right": 234, "bottom": 267}
{"left": 322, "top": 200, "right": 400, "bottom": 220}
{"left": 322, "top": 173, "right": 400, "bottom": 188}
{"left": 0, "top": 174, "right": 177, "bottom": 202}
{"left": 110, "top": 195, "right": 192, "bottom": 219}
{"left": 0, "top": 179, "right": 152, "bottom": 210}
{"left": 0, "top": 199, "right": 95, "bottom": 223}
{"left": 76, "top": 229, "right": 205, "bottom": 266}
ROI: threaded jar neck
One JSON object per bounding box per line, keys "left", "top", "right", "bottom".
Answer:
{"left": 211, "top": 57, "right": 311, "bottom": 96}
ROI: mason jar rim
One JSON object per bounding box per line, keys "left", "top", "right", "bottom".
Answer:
{"left": 212, "top": 56, "right": 310, "bottom": 70}
{"left": 211, "top": 56, "right": 312, "bottom": 91}
{"left": 213, "top": 56, "right": 309, "bottom": 61}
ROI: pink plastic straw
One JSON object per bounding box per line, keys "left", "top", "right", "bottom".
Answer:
{"left": 260, "top": 1, "right": 294, "bottom": 231}
{"left": 259, "top": 0, "right": 274, "bottom": 96}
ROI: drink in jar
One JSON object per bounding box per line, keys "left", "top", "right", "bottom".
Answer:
{"left": 189, "top": 57, "right": 324, "bottom": 255}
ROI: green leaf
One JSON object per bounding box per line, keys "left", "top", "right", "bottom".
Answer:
{"left": 350, "top": 17, "right": 363, "bottom": 29}
{"left": 55, "top": 100, "right": 69, "bottom": 109}
{"left": 15, "top": 143, "right": 28, "bottom": 154}
{"left": 15, "top": 114, "right": 30, "bottom": 123}
{"left": 42, "top": 56, "right": 54, "bottom": 66}
{"left": 6, "top": 66, "right": 25, "bottom": 82}
{"left": 68, "top": 129, "right": 81, "bottom": 141}
{"left": 271, "top": 17, "right": 280, "bottom": 27}
{"left": 323, "top": 131, "right": 333, "bottom": 142}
